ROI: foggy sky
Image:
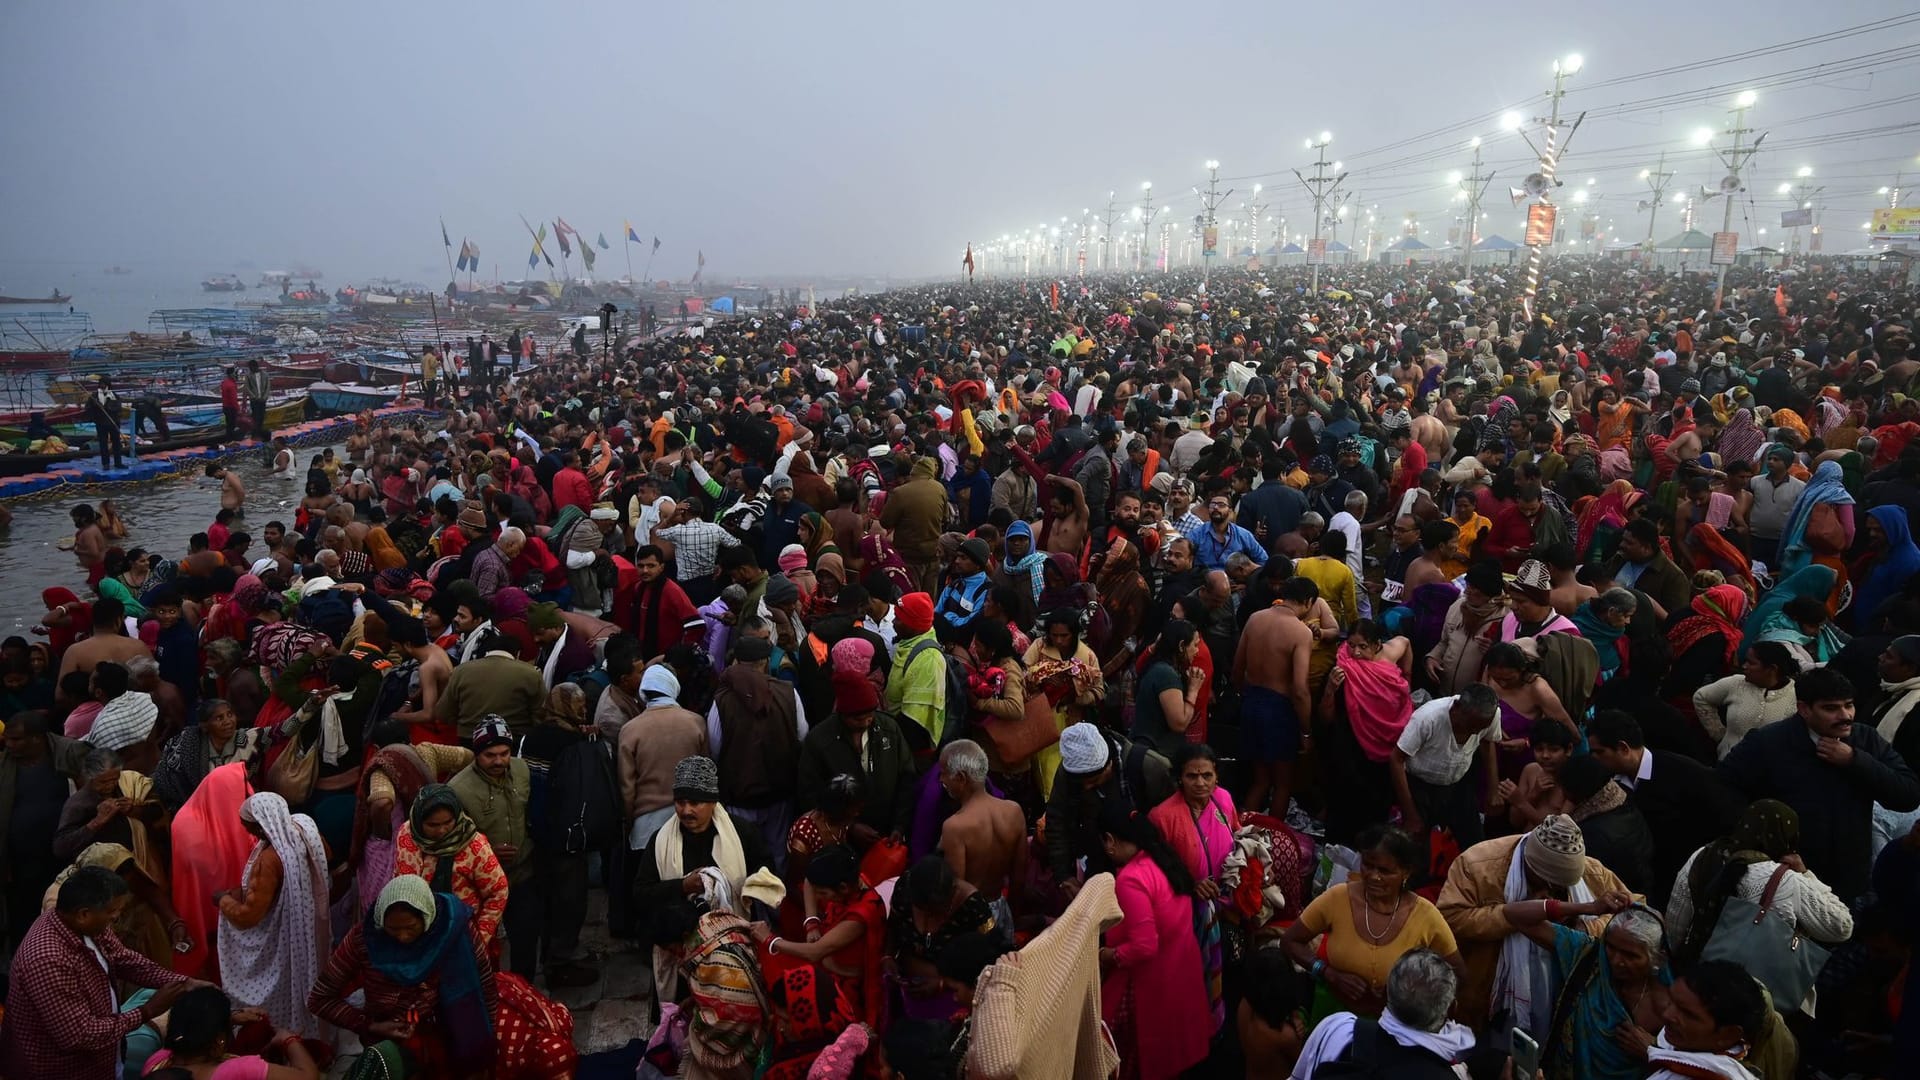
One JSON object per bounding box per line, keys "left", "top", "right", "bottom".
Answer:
{"left": 3, "top": 0, "right": 1916, "bottom": 287}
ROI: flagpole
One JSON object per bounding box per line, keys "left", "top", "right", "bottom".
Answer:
{"left": 441, "top": 217, "right": 456, "bottom": 286}
{"left": 644, "top": 247, "right": 656, "bottom": 285}
{"left": 624, "top": 236, "right": 634, "bottom": 283}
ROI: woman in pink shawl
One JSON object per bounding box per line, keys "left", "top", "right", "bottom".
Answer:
{"left": 857, "top": 525, "right": 914, "bottom": 597}
{"left": 168, "top": 760, "right": 257, "bottom": 976}
{"left": 1328, "top": 624, "right": 1413, "bottom": 762}
{"left": 1147, "top": 743, "right": 1240, "bottom": 1033}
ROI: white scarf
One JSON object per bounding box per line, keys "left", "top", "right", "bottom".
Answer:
{"left": 541, "top": 626, "right": 570, "bottom": 689}
{"left": 1491, "top": 836, "right": 1593, "bottom": 1036}
{"left": 1646, "top": 1031, "right": 1757, "bottom": 1079}
{"left": 1876, "top": 674, "right": 1920, "bottom": 743}
{"left": 649, "top": 812, "right": 750, "bottom": 1005}
{"left": 652, "top": 807, "right": 750, "bottom": 906}
{"left": 218, "top": 794, "right": 330, "bottom": 1038}
{"left": 457, "top": 619, "right": 497, "bottom": 664}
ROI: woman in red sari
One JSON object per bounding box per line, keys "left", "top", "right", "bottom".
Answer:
{"left": 754, "top": 845, "right": 886, "bottom": 1030}
{"left": 169, "top": 760, "right": 258, "bottom": 977}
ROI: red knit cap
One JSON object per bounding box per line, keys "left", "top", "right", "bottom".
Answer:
{"left": 832, "top": 671, "right": 880, "bottom": 715}
{"left": 896, "top": 592, "right": 934, "bottom": 635}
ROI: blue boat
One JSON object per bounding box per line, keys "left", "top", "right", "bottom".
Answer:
{"left": 309, "top": 382, "right": 398, "bottom": 415}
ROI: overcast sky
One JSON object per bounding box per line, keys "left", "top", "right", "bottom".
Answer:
{"left": 3, "top": 0, "right": 1916, "bottom": 287}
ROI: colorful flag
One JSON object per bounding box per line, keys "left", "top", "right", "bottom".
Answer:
{"left": 457, "top": 240, "right": 471, "bottom": 271}
{"left": 528, "top": 244, "right": 539, "bottom": 270}
{"left": 579, "top": 241, "right": 596, "bottom": 270}
{"left": 554, "top": 220, "right": 572, "bottom": 257}
{"left": 596, "top": 232, "right": 609, "bottom": 250}
{"left": 626, "top": 221, "right": 641, "bottom": 244}
{"left": 652, "top": 236, "right": 662, "bottom": 253}
{"left": 557, "top": 217, "right": 578, "bottom": 238}
{"left": 963, "top": 244, "right": 974, "bottom": 279}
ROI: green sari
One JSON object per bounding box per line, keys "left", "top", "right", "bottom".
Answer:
{"left": 98, "top": 574, "right": 146, "bottom": 617}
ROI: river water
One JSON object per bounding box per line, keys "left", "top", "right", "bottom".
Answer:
{"left": 0, "top": 442, "right": 341, "bottom": 637}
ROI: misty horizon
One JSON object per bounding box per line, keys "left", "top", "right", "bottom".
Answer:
{"left": 4, "top": 1, "right": 1916, "bottom": 295}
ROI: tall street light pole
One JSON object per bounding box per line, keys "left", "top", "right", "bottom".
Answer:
{"left": 1246, "top": 183, "right": 1269, "bottom": 265}
{"left": 1195, "top": 160, "right": 1232, "bottom": 291}
{"left": 1294, "top": 131, "right": 1345, "bottom": 293}
{"left": 1138, "top": 182, "right": 1160, "bottom": 272}
{"left": 1512, "top": 53, "right": 1585, "bottom": 321}
{"left": 1639, "top": 151, "right": 1674, "bottom": 248}
{"left": 1704, "top": 90, "right": 1764, "bottom": 312}
{"left": 1456, "top": 137, "right": 1495, "bottom": 279}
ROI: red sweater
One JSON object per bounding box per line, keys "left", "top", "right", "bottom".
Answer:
{"left": 552, "top": 468, "right": 594, "bottom": 516}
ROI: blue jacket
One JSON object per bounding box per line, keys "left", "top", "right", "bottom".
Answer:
{"left": 935, "top": 570, "right": 990, "bottom": 630}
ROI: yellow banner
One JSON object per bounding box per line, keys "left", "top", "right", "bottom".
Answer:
{"left": 1871, "top": 207, "right": 1920, "bottom": 238}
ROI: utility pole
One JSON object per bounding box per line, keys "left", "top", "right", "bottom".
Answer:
{"left": 1881, "top": 173, "right": 1905, "bottom": 208}
{"left": 1639, "top": 151, "right": 1674, "bottom": 247}
{"left": 1194, "top": 160, "right": 1233, "bottom": 291}
{"left": 1245, "top": 183, "right": 1269, "bottom": 264}
{"left": 1703, "top": 90, "right": 1764, "bottom": 312}
{"left": 1100, "top": 191, "right": 1122, "bottom": 273}
{"left": 1456, "top": 138, "right": 1495, "bottom": 279}
{"left": 1294, "top": 131, "right": 1346, "bottom": 293}
{"left": 1138, "top": 182, "right": 1160, "bottom": 273}
{"left": 1512, "top": 54, "right": 1585, "bottom": 320}
{"left": 1778, "top": 167, "right": 1823, "bottom": 255}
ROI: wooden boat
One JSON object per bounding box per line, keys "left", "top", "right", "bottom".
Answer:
{"left": 309, "top": 381, "right": 399, "bottom": 415}
{"left": 0, "top": 292, "right": 71, "bottom": 305}
{"left": 0, "top": 423, "right": 241, "bottom": 477}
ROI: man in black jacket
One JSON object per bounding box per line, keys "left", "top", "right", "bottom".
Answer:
{"left": 1720, "top": 667, "right": 1920, "bottom": 903}
{"left": 1589, "top": 710, "right": 1743, "bottom": 906}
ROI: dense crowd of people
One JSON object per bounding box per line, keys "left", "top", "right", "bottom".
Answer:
{"left": 2, "top": 253, "right": 1919, "bottom": 1079}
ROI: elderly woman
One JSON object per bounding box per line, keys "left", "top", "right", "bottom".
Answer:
{"left": 41, "top": 840, "right": 187, "bottom": 965}
{"left": 1568, "top": 587, "right": 1637, "bottom": 686}
{"left": 1494, "top": 894, "right": 1665, "bottom": 1079}
{"left": 218, "top": 791, "right": 331, "bottom": 1039}
{"left": 309, "top": 875, "right": 498, "bottom": 1079}
{"left": 153, "top": 697, "right": 270, "bottom": 808}
{"left": 394, "top": 783, "right": 510, "bottom": 952}
{"left": 53, "top": 745, "right": 170, "bottom": 890}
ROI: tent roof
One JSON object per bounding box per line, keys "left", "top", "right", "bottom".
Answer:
{"left": 1387, "top": 236, "right": 1432, "bottom": 251}
{"left": 1657, "top": 229, "right": 1714, "bottom": 250}
{"left": 1279, "top": 242, "right": 1305, "bottom": 254}
{"left": 1473, "top": 234, "right": 1522, "bottom": 251}
{"left": 1325, "top": 240, "right": 1352, "bottom": 252}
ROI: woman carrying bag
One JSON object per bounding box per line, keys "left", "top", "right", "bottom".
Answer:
{"left": 1665, "top": 799, "right": 1854, "bottom": 1009}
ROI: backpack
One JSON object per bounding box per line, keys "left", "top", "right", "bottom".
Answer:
{"left": 364, "top": 658, "right": 421, "bottom": 729}
{"left": 1310, "top": 1018, "right": 1458, "bottom": 1080}
{"left": 543, "top": 735, "right": 622, "bottom": 854}
{"left": 905, "top": 637, "right": 969, "bottom": 749}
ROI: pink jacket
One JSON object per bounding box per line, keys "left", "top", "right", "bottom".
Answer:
{"left": 1102, "top": 853, "right": 1211, "bottom": 1079}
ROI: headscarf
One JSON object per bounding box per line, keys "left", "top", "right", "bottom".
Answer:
{"left": 1771, "top": 408, "right": 1810, "bottom": 442}
{"left": 1686, "top": 522, "right": 1752, "bottom": 589}
{"left": 1676, "top": 800, "right": 1799, "bottom": 965}
{"left": 222, "top": 792, "right": 329, "bottom": 1037}
{"left": 1568, "top": 601, "right": 1629, "bottom": 675}
{"left": 1670, "top": 585, "right": 1750, "bottom": 667}
{"left": 541, "top": 683, "right": 587, "bottom": 732}
{"left": 1575, "top": 480, "right": 1634, "bottom": 556}
{"left": 798, "top": 511, "right": 836, "bottom": 563}
{"left": 1037, "top": 550, "right": 1091, "bottom": 614}
{"left": 365, "top": 526, "right": 407, "bottom": 573}
{"left": 1775, "top": 460, "right": 1853, "bottom": 575}
{"left": 1093, "top": 538, "right": 1147, "bottom": 630}
{"left": 858, "top": 531, "right": 914, "bottom": 596}
{"left": 1717, "top": 408, "right": 1764, "bottom": 465}
{"left": 407, "top": 783, "right": 478, "bottom": 893}
{"left": 1856, "top": 505, "right": 1920, "bottom": 630}
{"left": 1742, "top": 564, "right": 1838, "bottom": 659}
{"left": 492, "top": 585, "right": 532, "bottom": 624}
{"left": 231, "top": 573, "right": 272, "bottom": 616}
{"left": 1000, "top": 520, "right": 1045, "bottom": 601}
{"left": 366, "top": 877, "right": 496, "bottom": 1070}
